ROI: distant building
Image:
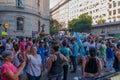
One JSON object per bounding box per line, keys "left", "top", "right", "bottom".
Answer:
{"left": 0, "top": 0, "right": 50, "bottom": 37}
{"left": 50, "top": 0, "right": 120, "bottom": 28}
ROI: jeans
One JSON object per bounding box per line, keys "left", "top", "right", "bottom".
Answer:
{"left": 27, "top": 73, "right": 40, "bottom": 80}
{"left": 63, "top": 65, "right": 68, "bottom": 80}
{"left": 106, "top": 58, "right": 113, "bottom": 69}
{"left": 71, "top": 56, "right": 77, "bottom": 72}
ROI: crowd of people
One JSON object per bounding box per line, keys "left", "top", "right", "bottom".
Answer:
{"left": 0, "top": 35, "right": 120, "bottom": 80}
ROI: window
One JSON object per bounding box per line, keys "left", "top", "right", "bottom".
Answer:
{"left": 17, "top": 17, "right": 24, "bottom": 30}
{"left": 109, "top": 11, "right": 112, "bottom": 15}
{"left": 109, "top": 4, "right": 112, "bottom": 8}
{"left": 109, "top": 0, "right": 112, "bottom": 1}
{"left": 16, "top": 0, "right": 24, "bottom": 8}
{"left": 118, "top": 9, "right": 120, "bottom": 14}
{"left": 113, "top": 10, "right": 116, "bottom": 15}
{"left": 113, "top": 2, "right": 116, "bottom": 7}
{"left": 118, "top": 1, "right": 120, "bottom": 6}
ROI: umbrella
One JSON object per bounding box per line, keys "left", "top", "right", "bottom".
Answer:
{"left": 0, "top": 31, "right": 8, "bottom": 36}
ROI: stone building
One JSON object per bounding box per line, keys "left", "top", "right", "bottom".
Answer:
{"left": 91, "top": 21, "right": 120, "bottom": 36}
{"left": 0, "top": 0, "right": 50, "bottom": 37}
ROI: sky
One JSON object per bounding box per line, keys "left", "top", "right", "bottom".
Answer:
{"left": 50, "top": 0, "right": 61, "bottom": 8}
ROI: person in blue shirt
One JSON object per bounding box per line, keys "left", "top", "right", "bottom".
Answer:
{"left": 71, "top": 38, "right": 78, "bottom": 73}
{"left": 106, "top": 43, "right": 114, "bottom": 71}
{"left": 37, "top": 40, "right": 48, "bottom": 70}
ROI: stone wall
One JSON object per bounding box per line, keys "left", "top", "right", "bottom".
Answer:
{"left": 0, "top": 0, "right": 50, "bottom": 37}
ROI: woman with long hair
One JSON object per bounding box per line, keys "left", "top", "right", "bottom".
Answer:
{"left": 82, "top": 47, "right": 102, "bottom": 79}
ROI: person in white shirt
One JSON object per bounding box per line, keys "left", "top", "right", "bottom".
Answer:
{"left": 6, "top": 39, "right": 13, "bottom": 51}
{"left": 25, "top": 45, "right": 43, "bottom": 80}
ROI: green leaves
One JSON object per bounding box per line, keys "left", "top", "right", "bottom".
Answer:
{"left": 97, "top": 19, "right": 106, "bottom": 24}
{"left": 50, "top": 19, "right": 62, "bottom": 35}
{"left": 69, "top": 13, "right": 92, "bottom": 32}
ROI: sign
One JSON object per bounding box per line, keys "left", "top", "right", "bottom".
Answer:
{"left": 4, "top": 23, "right": 9, "bottom": 29}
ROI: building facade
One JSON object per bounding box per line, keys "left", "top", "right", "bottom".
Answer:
{"left": 0, "top": 0, "right": 50, "bottom": 37}
{"left": 91, "top": 21, "right": 120, "bottom": 36}
{"left": 51, "top": 0, "right": 120, "bottom": 28}
{"left": 108, "top": 0, "right": 120, "bottom": 22}
{"left": 51, "top": 0, "right": 69, "bottom": 28}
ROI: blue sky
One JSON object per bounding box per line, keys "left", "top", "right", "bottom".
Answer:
{"left": 50, "top": 0, "right": 61, "bottom": 8}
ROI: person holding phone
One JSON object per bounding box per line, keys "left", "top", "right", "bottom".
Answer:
{"left": 1, "top": 51, "right": 25, "bottom": 80}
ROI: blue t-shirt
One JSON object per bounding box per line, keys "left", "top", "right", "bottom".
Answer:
{"left": 106, "top": 47, "right": 114, "bottom": 59}
{"left": 72, "top": 42, "right": 78, "bottom": 57}
{"left": 37, "top": 46, "right": 48, "bottom": 64}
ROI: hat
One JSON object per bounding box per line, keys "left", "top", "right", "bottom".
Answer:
{"left": 1, "top": 51, "right": 12, "bottom": 60}
{"left": 39, "top": 39, "right": 44, "bottom": 43}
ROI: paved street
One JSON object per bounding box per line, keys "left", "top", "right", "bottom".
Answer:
{"left": 41, "top": 66, "right": 115, "bottom": 80}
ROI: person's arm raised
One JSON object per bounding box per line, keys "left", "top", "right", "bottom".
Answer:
{"left": 5, "top": 62, "right": 26, "bottom": 80}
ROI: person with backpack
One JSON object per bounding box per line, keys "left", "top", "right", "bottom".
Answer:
{"left": 82, "top": 47, "right": 102, "bottom": 79}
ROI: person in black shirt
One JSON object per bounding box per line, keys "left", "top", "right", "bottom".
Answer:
{"left": 82, "top": 47, "right": 102, "bottom": 79}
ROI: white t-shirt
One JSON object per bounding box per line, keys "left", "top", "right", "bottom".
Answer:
{"left": 89, "top": 43, "right": 96, "bottom": 48}
{"left": 83, "top": 41, "right": 89, "bottom": 47}
{"left": 6, "top": 43, "right": 13, "bottom": 50}
{"left": 26, "top": 54, "right": 42, "bottom": 77}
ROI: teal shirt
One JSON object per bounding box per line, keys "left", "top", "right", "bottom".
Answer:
{"left": 60, "top": 47, "right": 70, "bottom": 65}
{"left": 60, "top": 47, "right": 69, "bottom": 57}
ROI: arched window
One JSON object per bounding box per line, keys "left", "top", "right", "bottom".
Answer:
{"left": 17, "top": 17, "right": 24, "bottom": 30}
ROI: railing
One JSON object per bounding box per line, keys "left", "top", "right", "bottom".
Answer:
{"left": 96, "top": 71, "right": 120, "bottom": 80}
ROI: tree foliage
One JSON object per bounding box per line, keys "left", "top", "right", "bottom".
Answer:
{"left": 69, "top": 13, "right": 92, "bottom": 32}
{"left": 97, "top": 19, "right": 106, "bottom": 24}
{"left": 50, "top": 19, "right": 62, "bottom": 35}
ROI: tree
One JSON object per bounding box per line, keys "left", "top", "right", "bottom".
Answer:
{"left": 97, "top": 19, "right": 106, "bottom": 24}
{"left": 50, "top": 19, "right": 62, "bottom": 35}
{"left": 69, "top": 13, "right": 92, "bottom": 32}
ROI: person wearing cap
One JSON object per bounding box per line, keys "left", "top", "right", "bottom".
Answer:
{"left": 37, "top": 40, "right": 48, "bottom": 70}
{"left": 1, "top": 51, "right": 25, "bottom": 80}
